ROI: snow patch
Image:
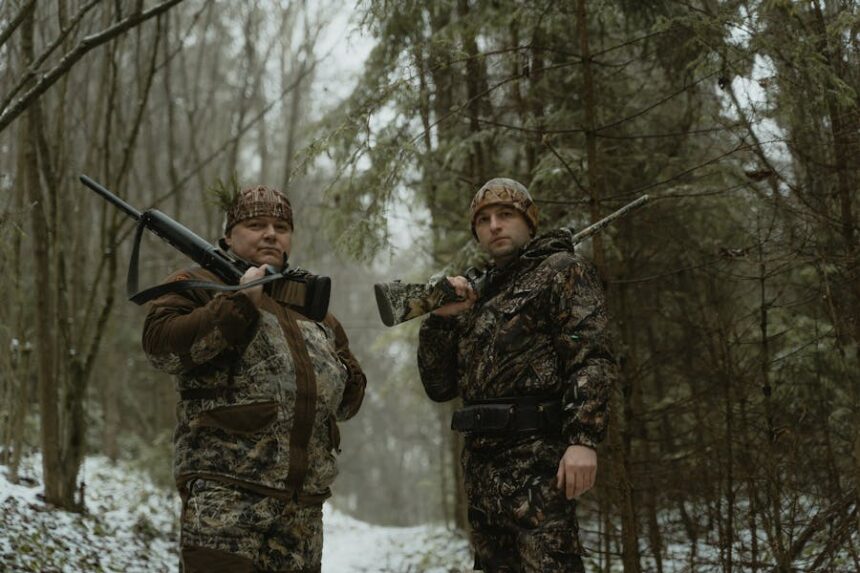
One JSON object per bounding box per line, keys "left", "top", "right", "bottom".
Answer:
{"left": 1, "top": 455, "right": 471, "bottom": 572}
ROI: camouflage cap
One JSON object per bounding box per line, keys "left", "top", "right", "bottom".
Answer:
{"left": 224, "top": 185, "right": 293, "bottom": 233}
{"left": 469, "top": 177, "right": 538, "bottom": 238}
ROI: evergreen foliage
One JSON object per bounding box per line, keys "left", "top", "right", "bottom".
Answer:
{"left": 317, "top": 0, "right": 860, "bottom": 569}
{"left": 0, "top": 0, "right": 857, "bottom": 569}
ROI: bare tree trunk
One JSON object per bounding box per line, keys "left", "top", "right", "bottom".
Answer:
{"left": 600, "top": 493, "right": 613, "bottom": 572}
{"left": 226, "top": 7, "right": 258, "bottom": 175}
{"left": 2, "top": 118, "right": 33, "bottom": 481}
{"left": 756, "top": 239, "right": 791, "bottom": 572}
{"left": 92, "top": 11, "right": 163, "bottom": 468}
{"left": 576, "top": 0, "right": 605, "bottom": 271}
{"left": 457, "top": 0, "right": 487, "bottom": 182}
{"left": 281, "top": 32, "right": 306, "bottom": 190}
{"left": 810, "top": 1, "right": 860, "bottom": 505}
{"left": 425, "top": 3, "right": 469, "bottom": 533}
{"left": 21, "top": 6, "right": 65, "bottom": 507}
{"left": 577, "top": 1, "right": 639, "bottom": 570}
{"left": 719, "top": 358, "right": 735, "bottom": 573}
{"left": 528, "top": 25, "right": 545, "bottom": 176}
{"left": 5, "top": 345, "right": 32, "bottom": 483}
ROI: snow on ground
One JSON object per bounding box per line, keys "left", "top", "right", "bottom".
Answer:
{"left": 1, "top": 455, "right": 179, "bottom": 573}
{"left": 323, "top": 507, "right": 471, "bottom": 572}
{"left": 1, "top": 455, "right": 471, "bottom": 572}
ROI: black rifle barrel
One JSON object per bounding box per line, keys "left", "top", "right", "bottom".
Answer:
{"left": 79, "top": 174, "right": 142, "bottom": 220}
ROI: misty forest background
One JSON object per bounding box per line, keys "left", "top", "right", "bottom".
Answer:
{"left": 1, "top": 0, "right": 859, "bottom": 571}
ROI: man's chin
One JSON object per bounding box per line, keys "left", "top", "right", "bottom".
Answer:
{"left": 488, "top": 244, "right": 516, "bottom": 258}
{"left": 251, "top": 254, "right": 283, "bottom": 268}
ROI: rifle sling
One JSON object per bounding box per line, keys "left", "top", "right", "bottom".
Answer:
{"left": 127, "top": 219, "right": 304, "bottom": 306}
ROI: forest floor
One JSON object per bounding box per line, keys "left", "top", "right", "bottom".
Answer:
{"left": 0, "top": 454, "right": 471, "bottom": 572}
{"left": 4, "top": 454, "right": 846, "bottom": 572}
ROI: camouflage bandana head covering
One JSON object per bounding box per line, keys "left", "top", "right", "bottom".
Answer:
{"left": 469, "top": 177, "right": 539, "bottom": 239}
{"left": 224, "top": 185, "right": 293, "bottom": 233}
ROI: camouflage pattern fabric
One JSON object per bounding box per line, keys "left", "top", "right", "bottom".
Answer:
{"left": 465, "top": 438, "right": 586, "bottom": 572}
{"left": 142, "top": 266, "right": 365, "bottom": 567}
{"left": 373, "top": 280, "right": 460, "bottom": 326}
{"left": 469, "top": 178, "right": 539, "bottom": 237}
{"left": 417, "top": 231, "right": 616, "bottom": 570}
{"left": 181, "top": 478, "right": 322, "bottom": 572}
{"left": 224, "top": 184, "right": 293, "bottom": 232}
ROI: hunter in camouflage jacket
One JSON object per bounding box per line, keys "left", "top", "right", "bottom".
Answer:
{"left": 417, "top": 228, "right": 617, "bottom": 570}
{"left": 418, "top": 229, "right": 614, "bottom": 447}
{"left": 142, "top": 266, "right": 366, "bottom": 502}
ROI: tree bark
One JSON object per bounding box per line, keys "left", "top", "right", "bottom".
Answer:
{"left": 457, "top": 0, "right": 488, "bottom": 182}
{"left": 577, "top": 1, "right": 640, "bottom": 570}
{"left": 21, "top": 6, "right": 64, "bottom": 508}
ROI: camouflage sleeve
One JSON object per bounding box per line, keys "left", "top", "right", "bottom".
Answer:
{"left": 550, "top": 257, "right": 617, "bottom": 449}
{"left": 141, "top": 271, "right": 260, "bottom": 375}
{"left": 324, "top": 314, "right": 367, "bottom": 421}
{"left": 417, "top": 314, "right": 461, "bottom": 402}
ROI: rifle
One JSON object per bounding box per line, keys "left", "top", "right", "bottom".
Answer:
{"left": 80, "top": 175, "right": 330, "bottom": 321}
{"left": 374, "top": 194, "right": 650, "bottom": 326}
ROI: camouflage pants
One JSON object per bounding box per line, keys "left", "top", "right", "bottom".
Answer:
{"left": 180, "top": 478, "right": 322, "bottom": 573}
{"left": 463, "top": 438, "right": 586, "bottom": 573}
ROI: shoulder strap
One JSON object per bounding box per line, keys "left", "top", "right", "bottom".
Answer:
{"left": 126, "top": 219, "right": 296, "bottom": 305}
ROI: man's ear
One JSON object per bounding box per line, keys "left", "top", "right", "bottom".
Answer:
{"left": 223, "top": 230, "right": 232, "bottom": 249}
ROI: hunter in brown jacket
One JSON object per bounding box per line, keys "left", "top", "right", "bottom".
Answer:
{"left": 142, "top": 184, "right": 366, "bottom": 573}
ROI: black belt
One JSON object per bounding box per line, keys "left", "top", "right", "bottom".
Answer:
{"left": 451, "top": 395, "right": 562, "bottom": 435}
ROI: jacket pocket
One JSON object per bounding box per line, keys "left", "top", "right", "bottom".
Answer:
{"left": 196, "top": 401, "right": 278, "bottom": 435}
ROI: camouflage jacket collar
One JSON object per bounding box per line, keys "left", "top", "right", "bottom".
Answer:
{"left": 521, "top": 227, "right": 576, "bottom": 260}
{"left": 480, "top": 227, "right": 576, "bottom": 294}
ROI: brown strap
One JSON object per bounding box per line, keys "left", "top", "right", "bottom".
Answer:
{"left": 278, "top": 308, "right": 318, "bottom": 493}
{"left": 178, "top": 473, "right": 330, "bottom": 506}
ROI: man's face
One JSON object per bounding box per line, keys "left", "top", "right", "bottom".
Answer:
{"left": 474, "top": 204, "right": 532, "bottom": 265}
{"left": 225, "top": 215, "right": 293, "bottom": 268}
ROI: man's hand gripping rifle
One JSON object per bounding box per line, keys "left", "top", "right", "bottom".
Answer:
{"left": 80, "top": 175, "right": 330, "bottom": 321}
{"left": 374, "top": 194, "right": 650, "bottom": 327}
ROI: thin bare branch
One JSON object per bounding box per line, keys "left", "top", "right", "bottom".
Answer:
{"left": 0, "top": 0, "right": 186, "bottom": 134}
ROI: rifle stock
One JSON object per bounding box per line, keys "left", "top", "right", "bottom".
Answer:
{"left": 374, "top": 279, "right": 460, "bottom": 327}
{"left": 374, "top": 194, "right": 649, "bottom": 326}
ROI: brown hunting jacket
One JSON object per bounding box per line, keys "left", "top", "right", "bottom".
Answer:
{"left": 142, "top": 267, "right": 366, "bottom": 502}
{"left": 417, "top": 230, "right": 616, "bottom": 449}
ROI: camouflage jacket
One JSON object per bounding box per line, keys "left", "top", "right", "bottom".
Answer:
{"left": 417, "top": 230, "right": 616, "bottom": 448}
{"left": 142, "top": 267, "right": 366, "bottom": 501}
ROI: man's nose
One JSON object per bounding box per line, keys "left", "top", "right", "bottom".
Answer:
{"left": 489, "top": 215, "right": 503, "bottom": 232}
{"left": 262, "top": 224, "right": 276, "bottom": 238}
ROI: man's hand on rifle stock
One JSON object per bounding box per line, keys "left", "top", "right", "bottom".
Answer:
{"left": 432, "top": 276, "right": 477, "bottom": 317}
